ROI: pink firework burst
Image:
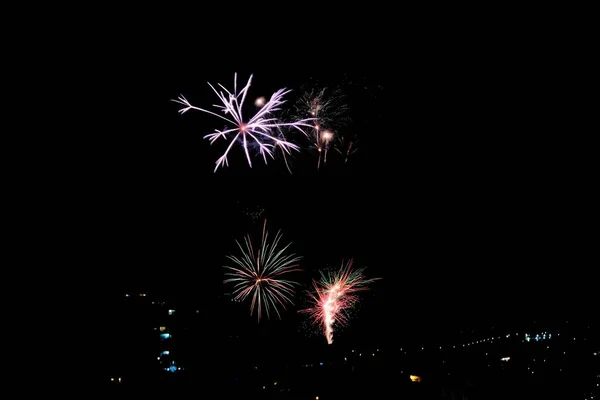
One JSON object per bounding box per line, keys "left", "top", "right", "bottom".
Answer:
{"left": 173, "top": 73, "right": 315, "bottom": 172}
{"left": 301, "top": 259, "right": 380, "bottom": 344}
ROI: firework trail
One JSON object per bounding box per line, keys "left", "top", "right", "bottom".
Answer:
{"left": 224, "top": 219, "right": 302, "bottom": 321}
{"left": 335, "top": 134, "right": 359, "bottom": 163}
{"left": 271, "top": 125, "right": 297, "bottom": 174}
{"left": 301, "top": 259, "right": 379, "bottom": 344}
{"left": 293, "top": 87, "right": 350, "bottom": 170}
{"left": 173, "top": 74, "right": 314, "bottom": 172}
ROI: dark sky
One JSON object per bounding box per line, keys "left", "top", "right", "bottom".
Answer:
{"left": 76, "top": 35, "right": 592, "bottom": 350}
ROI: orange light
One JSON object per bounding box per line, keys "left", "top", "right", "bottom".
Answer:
{"left": 410, "top": 375, "right": 422, "bottom": 383}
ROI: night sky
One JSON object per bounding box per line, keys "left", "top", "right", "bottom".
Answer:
{"left": 77, "top": 38, "right": 592, "bottom": 360}
{"left": 33, "top": 15, "right": 595, "bottom": 395}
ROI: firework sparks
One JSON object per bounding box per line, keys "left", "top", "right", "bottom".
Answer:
{"left": 301, "top": 259, "right": 379, "bottom": 344}
{"left": 224, "top": 219, "right": 302, "bottom": 321}
{"left": 173, "top": 74, "right": 314, "bottom": 172}
{"left": 335, "top": 134, "right": 359, "bottom": 163}
{"left": 293, "top": 86, "right": 350, "bottom": 170}
{"left": 239, "top": 203, "right": 265, "bottom": 223}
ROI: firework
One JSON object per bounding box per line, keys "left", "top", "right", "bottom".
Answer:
{"left": 301, "top": 259, "right": 379, "bottom": 344}
{"left": 293, "top": 86, "right": 350, "bottom": 170}
{"left": 335, "top": 134, "right": 359, "bottom": 163}
{"left": 224, "top": 219, "right": 302, "bottom": 321}
{"left": 173, "top": 74, "right": 314, "bottom": 172}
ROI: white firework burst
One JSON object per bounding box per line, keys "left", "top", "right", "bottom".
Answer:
{"left": 173, "top": 73, "right": 315, "bottom": 172}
